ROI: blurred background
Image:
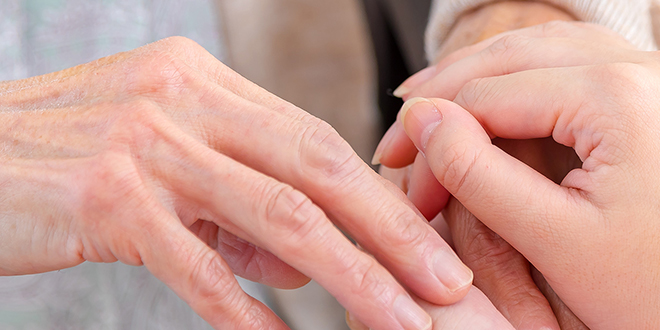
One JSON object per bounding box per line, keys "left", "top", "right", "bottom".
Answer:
{"left": 0, "top": 0, "right": 429, "bottom": 329}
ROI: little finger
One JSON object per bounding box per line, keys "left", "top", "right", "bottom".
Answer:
{"left": 139, "top": 211, "right": 288, "bottom": 330}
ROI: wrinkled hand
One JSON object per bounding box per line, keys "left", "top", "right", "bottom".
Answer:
{"left": 0, "top": 37, "right": 475, "bottom": 330}
{"left": 392, "top": 22, "right": 660, "bottom": 329}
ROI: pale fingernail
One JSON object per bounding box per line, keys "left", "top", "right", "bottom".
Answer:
{"left": 372, "top": 122, "right": 400, "bottom": 165}
{"left": 433, "top": 248, "right": 473, "bottom": 293}
{"left": 393, "top": 85, "right": 412, "bottom": 98}
{"left": 400, "top": 98, "right": 442, "bottom": 154}
{"left": 393, "top": 295, "right": 432, "bottom": 330}
{"left": 393, "top": 66, "right": 437, "bottom": 98}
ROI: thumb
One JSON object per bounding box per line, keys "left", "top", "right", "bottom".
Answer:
{"left": 399, "top": 97, "right": 587, "bottom": 265}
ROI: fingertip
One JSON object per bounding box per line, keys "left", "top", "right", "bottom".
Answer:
{"left": 372, "top": 123, "right": 398, "bottom": 165}
{"left": 400, "top": 98, "right": 444, "bottom": 154}
{"left": 386, "top": 235, "right": 473, "bottom": 307}
{"left": 393, "top": 84, "right": 411, "bottom": 99}
{"left": 432, "top": 247, "right": 474, "bottom": 300}
{"left": 376, "top": 120, "right": 419, "bottom": 168}
{"left": 393, "top": 66, "right": 438, "bottom": 99}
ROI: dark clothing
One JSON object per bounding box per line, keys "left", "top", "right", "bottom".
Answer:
{"left": 360, "top": 0, "right": 432, "bottom": 132}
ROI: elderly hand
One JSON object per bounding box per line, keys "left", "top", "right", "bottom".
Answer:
{"left": 393, "top": 22, "right": 660, "bottom": 329}
{"left": 0, "top": 37, "right": 474, "bottom": 330}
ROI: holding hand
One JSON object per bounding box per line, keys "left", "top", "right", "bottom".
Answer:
{"left": 391, "top": 22, "right": 660, "bottom": 329}
{"left": 376, "top": 3, "right": 587, "bottom": 328}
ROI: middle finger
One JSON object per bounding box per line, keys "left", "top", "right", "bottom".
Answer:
{"left": 183, "top": 80, "right": 475, "bottom": 306}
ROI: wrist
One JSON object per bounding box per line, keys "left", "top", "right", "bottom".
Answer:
{"left": 433, "top": 1, "right": 575, "bottom": 62}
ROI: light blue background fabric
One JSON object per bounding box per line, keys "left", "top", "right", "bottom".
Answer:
{"left": 0, "top": 1, "right": 265, "bottom": 329}
{"left": 0, "top": 0, "right": 224, "bottom": 80}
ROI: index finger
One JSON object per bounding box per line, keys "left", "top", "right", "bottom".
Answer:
{"left": 393, "top": 21, "right": 632, "bottom": 101}
{"left": 133, "top": 45, "right": 474, "bottom": 322}
{"left": 376, "top": 22, "right": 634, "bottom": 168}
{"left": 187, "top": 87, "right": 473, "bottom": 306}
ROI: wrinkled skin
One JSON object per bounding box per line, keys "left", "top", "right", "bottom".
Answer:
{"left": 0, "top": 37, "right": 476, "bottom": 330}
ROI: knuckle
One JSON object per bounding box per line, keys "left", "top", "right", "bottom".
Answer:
{"left": 455, "top": 77, "right": 495, "bottom": 113}
{"left": 231, "top": 303, "right": 272, "bottom": 329}
{"left": 593, "top": 63, "right": 652, "bottom": 111}
{"left": 117, "top": 245, "right": 143, "bottom": 266}
{"left": 298, "top": 119, "right": 365, "bottom": 187}
{"left": 505, "top": 289, "right": 550, "bottom": 316}
{"left": 259, "top": 183, "right": 325, "bottom": 252}
{"left": 218, "top": 236, "right": 265, "bottom": 280}
{"left": 190, "top": 248, "right": 236, "bottom": 299}
{"left": 119, "top": 98, "right": 165, "bottom": 123}
{"left": 123, "top": 49, "right": 190, "bottom": 97}
{"left": 461, "top": 228, "right": 517, "bottom": 268}
{"left": 485, "top": 34, "right": 531, "bottom": 72}
{"left": 187, "top": 244, "right": 274, "bottom": 329}
{"left": 377, "top": 210, "right": 428, "bottom": 250}
{"left": 155, "top": 36, "right": 205, "bottom": 53}
{"left": 437, "top": 140, "right": 485, "bottom": 198}
{"left": 104, "top": 99, "right": 171, "bottom": 149}
{"left": 345, "top": 257, "right": 390, "bottom": 301}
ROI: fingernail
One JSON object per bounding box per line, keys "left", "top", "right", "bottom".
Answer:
{"left": 433, "top": 248, "right": 473, "bottom": 293}
{"left": 400, "top": 98, "right": 443, "bottom": 154}
{"left": 392, "top": 85, "right": 411, "bottom": 99}
{"left": 393, "top": 66, "right": 437, "bottom": 99}
{"left": 393, "top": 295, "right": 432, "bottom": 330}
{"left": 372, "top": 122, "right": 400, "bottom": 165}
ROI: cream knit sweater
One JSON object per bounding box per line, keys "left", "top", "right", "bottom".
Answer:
{"left": 427, "top": 0, "right": 660, "bottom": 60}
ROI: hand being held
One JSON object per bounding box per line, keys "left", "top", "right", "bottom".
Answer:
{"left": 0, "top": 37, "right": 474, "bottom": 330}
{"left": 390, "top": 22, "right": 660, "bottom": 329}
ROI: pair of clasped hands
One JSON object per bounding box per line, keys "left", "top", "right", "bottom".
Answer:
{"left": 348, "top": 4, "right": 660, "bottom": 330}
{"left": 1, "top": 2, "right": 659, "bottom": 330}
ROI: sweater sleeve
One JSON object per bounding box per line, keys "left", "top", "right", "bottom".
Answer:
{"left": 425, "top": 0, "right": 657, "bottom": 61}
